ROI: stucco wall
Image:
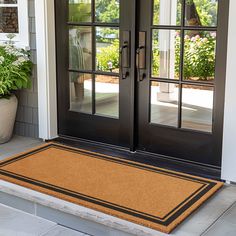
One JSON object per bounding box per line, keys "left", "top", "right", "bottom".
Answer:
{"left": 14, "top": 0, "right": 39, "bottom": 138}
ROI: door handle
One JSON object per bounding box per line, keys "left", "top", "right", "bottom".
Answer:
{"left": 120, "top": 31, "right": 130, "bottom": 79}
{"left": 136, "top": 32, "right": 146, "bottom": 82}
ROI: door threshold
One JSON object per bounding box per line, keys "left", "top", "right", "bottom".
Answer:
{"left": 52, "top": 135, "right": 221, "bottom": 181}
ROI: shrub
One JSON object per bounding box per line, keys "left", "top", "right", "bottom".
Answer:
{"left": 178, "top": 33, "right": 216, "bottom": 80}
{"left": 0, "top": 42, "right": 33, "bottom": 98}
{"left": 97, "top": 40, "right": 119, "bottom": 72}
{"left": 69, "top": 3, "right": 91, "bottom": 22}
{"left": 96, "top": 34, "right": 216, "bottom": 80}
{"left": 152, "top": 33, "right": 216, "bottom": 80}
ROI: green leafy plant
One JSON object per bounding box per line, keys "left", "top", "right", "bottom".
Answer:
{"left": 69, "top": 3, "right": 91, "bottom": 22}
{"left": 97, "top": 39, "right": 119, "bottom": 72}
{"left": 152, "top": 33, "right": 216, "bottom": 80}
{"left": 179, "top": 33, "right": 216, "bottom": 80}
{"left": 0, "top": 43, "right": 33, "bottom": 98}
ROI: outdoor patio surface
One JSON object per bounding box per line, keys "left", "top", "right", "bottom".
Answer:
{"left": 0, "top": 204, "right": 90, "bottom": 236}
{"left": 1, "top": 136, "right": 236, "bottom": 236}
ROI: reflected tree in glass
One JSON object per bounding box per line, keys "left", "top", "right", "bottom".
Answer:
{"left": 95, "top": 0, "right": 119, "bottom": 23}
{"left": 185, "top": 0, "right": 218, "bottom": 27}
{"left": 69, "top": 0, "right": 91, "bottom": 22}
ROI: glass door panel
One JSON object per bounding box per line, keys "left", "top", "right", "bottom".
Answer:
{"left": 69, "top": 0, "right": 92, "bottom": 23}
{"left": 151, "top": 0, "right": 217, "bottom": 132}
{"left": 152, "top": 29, "right": 181, "bottom": 79}
{"left": 56, "top": 0, "right": 135, "bottom": 147}
{"left": 151, "top": 82, "right": 179, "bottom": 127}
{"left": 56, "top": 0, "right": 229, "bottom": 166}
{"left": 185, "top": 0, "right": 218, "bottom": 27}
{"left": 137, "top": 0, "right": 228, "bottom": 166}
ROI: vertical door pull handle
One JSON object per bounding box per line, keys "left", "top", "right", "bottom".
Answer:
{"left": 136, "top": 32, "right": 146, "bottom": 82}
{"left": 120, "top": 31, "right": 130, "bottom": 79}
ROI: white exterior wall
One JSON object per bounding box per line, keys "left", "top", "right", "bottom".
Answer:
{"left": 221, "top": 0, "right": 236, "bottom": 182}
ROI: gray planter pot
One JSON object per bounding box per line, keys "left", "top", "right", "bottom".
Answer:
{"left": 0, "top": 94, "right": 18, "bottom": 144}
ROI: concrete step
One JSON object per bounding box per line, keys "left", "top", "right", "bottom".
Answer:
{"left": 0, "top": 180, "right": 159, "bottom": 236}
{"left": 0, "top": 204, "right": 89, "bottom": 236}
{"left": 1, "top": 180, "right": 236, "bottom": 236}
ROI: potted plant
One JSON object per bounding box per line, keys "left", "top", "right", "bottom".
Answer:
{"left": 0, "top": 38, "right": 33, "bottom": 144}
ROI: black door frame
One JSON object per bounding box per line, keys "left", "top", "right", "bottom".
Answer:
{"left": 55, "top": 0, "right": 137, "bottom": 148}
{"left": 136, "top": 0, "right": 229, "bottom": 168}
{"left": 55, "top": 0, "right": 229, "bottom": 170}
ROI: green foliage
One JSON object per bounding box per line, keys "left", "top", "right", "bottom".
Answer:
{"left": 0, "top": 44, "right": 33, "bottom": 98}
{"left": 96, "top": 0, "right": 119, "bottom": 42}
{"left": 69, "top": 3, "right": 91, "bottom": 22}
{"left": 96, "top": 0, "right": 119, "bottom": 23}
{"left": 154, "top": 0, "right": 217, "bottom": 27}
{"left": 97, "top": 40, "right": 119, "bottom": 72}
{"left": 186, "top": 0, "right": 218, "bottom": 26}
{"left": 152, "top": 39, "right": 160, "bottom": 76}
{"left": 97, "top": 33, "right": 216, "bottom": 80}
{"left": 181, "top": 34, "right": 216, "bottom": 80}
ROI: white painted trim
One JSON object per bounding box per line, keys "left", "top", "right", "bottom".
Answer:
{"left": 0, "top": 0, "right": 29, "bottom": 48}
{"left": 221, "top": 0, "right": 236, "bottom": 182}
{"left": 35, "top": 0, "right": 58, "bottom": 140}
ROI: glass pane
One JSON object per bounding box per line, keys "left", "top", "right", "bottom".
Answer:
{"left": 182, "top": 85, "right": 213, "bottom": 132}
{"left": 0, "top": 0, "right": 17, "bottom": 3}
{"left": 151, "top": 82, "right": 179, "bottom": 127}
{"left": 185, "top": 0, "right": 218, "bottom": 27}
{"left": 0, "top": 7, "right": 18, "bottom": 33}
{"left": 69, "top": 26, "right": 92, "bottom": 71}
{"left": 152, "top": 29, "right": 181, "bottom": 80}
{"left": 183, "top": 31, "right": 216, "bottom": 81}
{"left": 68, "top": 0, "right": 91, "bottom": 23}
{"left": 153, "top": 0, "right": 182, "bottom": 26}
{"left": 96, "top": 27, "right": 119, "bottom": 72}
{"left": 95, "top": 75, "right": 119, "bottom": 118}
{"left": 95, "top": 0, "right": 119, "bottom": 23}
{"left": 70, "top": 72, "right": 92, "bottom": 114}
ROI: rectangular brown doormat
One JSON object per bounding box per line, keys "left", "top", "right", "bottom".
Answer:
{"left": 0, "top": 143, "right": 223, "bottom": 233}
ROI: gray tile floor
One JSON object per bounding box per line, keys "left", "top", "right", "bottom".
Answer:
{"left": 1, "top": 135, "right": 236, "bottom": 236}
{"left": 0, "top": 135, "right": 43, "bottom": 161}
{"left": 0, "top": 204, "right": 89, "bottom": 236}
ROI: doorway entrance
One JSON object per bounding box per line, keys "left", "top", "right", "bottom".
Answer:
{"left": 55, "top": 0, "right": 229, "bottom": 167}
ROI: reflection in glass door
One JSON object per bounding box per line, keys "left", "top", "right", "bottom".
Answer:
{"left": 138, "top": 0, "right": 229, "bottom": 167}
{"left": 56, "top": 0, "right": 135, "bottom": 147}
{"left": 68, "top": 0, "right": 120, "bottom": 118}
{"left": 56, "top": 0, "right": 229, "bottom": 167}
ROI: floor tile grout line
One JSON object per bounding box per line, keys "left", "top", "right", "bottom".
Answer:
{"left": 39, "top": 224, "right": 59, "bottom": 236}
{"left": 200, "top": 200, "right": 236, "bottom": 236}
{"left": 0, "top": 203, "right": 90, "bottom": 236}
{"left": 57, "top": 223, "right": 94, "bottom": 236}
{"left": 0, "top": 203, "right": 57, "bottom": 226}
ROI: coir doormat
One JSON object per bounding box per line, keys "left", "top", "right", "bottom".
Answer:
{"left": 0, "top": 143, "right": 223, "bottom": 233}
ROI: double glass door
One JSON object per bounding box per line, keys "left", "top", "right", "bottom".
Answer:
{"left": 55, "top": 0, "right": 228, "bottom": 167}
